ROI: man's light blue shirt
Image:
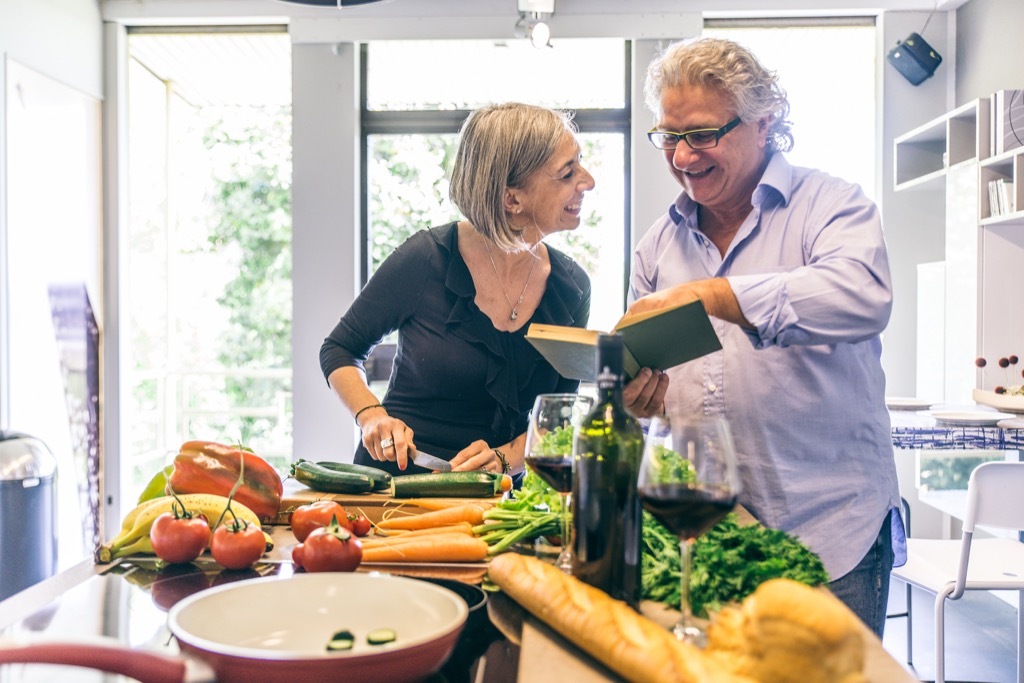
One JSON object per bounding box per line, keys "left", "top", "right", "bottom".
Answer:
{"left": 631, "top": 153, "right": 906, "bottom": 579}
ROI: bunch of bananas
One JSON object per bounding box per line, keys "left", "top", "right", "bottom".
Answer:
{"left": 97, "top": 493, "right": 265, "bottom": 563}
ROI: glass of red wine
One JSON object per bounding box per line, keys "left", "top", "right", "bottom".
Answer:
{"left": 524, "top": 393, "right": 594, "bottom": 573}
{"left": 637, "top": 414, "right": 741, "bottom": 644}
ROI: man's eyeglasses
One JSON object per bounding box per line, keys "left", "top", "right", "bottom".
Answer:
{"left": 647, "top": 117, "right": 743, "bottom": 151}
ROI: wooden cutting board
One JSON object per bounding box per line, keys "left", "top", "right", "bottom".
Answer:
{"left": 274, "top": 478, "right": 501, "bottom": 525}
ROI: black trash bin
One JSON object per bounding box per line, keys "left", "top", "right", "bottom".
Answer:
{"left": 0, "top": 430, "right": 58, "bottom": 601}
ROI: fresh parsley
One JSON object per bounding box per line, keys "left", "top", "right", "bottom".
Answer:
{"left": 641, "top": 512, "right": 830, "bottom": 618}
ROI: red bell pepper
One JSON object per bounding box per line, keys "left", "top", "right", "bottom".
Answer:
{"left": 167, "top": 441, "right": 284, "bottom": 522}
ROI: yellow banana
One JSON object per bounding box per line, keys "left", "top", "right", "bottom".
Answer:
{"left": 109, "top": 535, "right": 154, "bottom": 560}
{"left": 97, "top": 494, "right": 262, "bottom": 563}
{"left": 116, "top": 495, "right": 171, "bottom": 536}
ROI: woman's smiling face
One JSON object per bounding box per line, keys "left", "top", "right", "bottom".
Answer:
{"left": 656, "top": 83, "right": 768, "bottom": 217}
{"left": 511, "top": 133, "right": 596, "bottom": 240}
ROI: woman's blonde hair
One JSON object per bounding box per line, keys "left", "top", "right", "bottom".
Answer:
{"left": 450, "top": 102, "right": 578, "bottom": 251}
{"left": 644, "top": 37, "right": 794, "bottom": 153}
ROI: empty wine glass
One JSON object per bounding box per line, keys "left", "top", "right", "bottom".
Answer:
{"left": 524, "top": 393, "right": 594, "bottom": 573}
{"left": 637, "top": 414, "right": 741, "bottom": 644}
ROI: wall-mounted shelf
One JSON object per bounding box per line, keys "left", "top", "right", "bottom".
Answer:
{"left": 894, "top": 96, "right": 1023, "bottom": 403}
{"left": 894, "top": 99, "right": 991, "bottom": 191}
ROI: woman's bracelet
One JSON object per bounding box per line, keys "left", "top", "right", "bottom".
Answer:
{"left": 354, "top": 403, "right": 384, "bottom": 426}
{"left": 493, "top": 448, "right": 510, "bottom": 475}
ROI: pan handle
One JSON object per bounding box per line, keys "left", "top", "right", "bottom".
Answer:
{"left": 0, "top": 641, "right": 189, "bottom": 683}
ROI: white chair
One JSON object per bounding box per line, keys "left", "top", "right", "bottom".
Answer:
{"left": 891, "top": 461, "right": 1024, "bottom": 683}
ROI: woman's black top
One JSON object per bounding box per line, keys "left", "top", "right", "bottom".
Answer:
{"left": 319, "top": 222, "right": 591, "bottom": 476}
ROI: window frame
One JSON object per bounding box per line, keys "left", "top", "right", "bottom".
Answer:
{"left": 358, "top": 41, "right": 634, "bottom": 303}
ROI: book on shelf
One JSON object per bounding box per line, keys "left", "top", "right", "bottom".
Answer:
{"left": 999, "top": 178, "right": 1016, "bottom": 214}
{"left": 989, "top": 178, "right": 1005, "bottom": 216}
{"left": 526, "top": 299, "right": 722, "bottom": 382}
{"left": 988, "top": 178, "right": 1016, "bottom": 217}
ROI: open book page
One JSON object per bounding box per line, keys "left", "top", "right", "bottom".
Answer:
{"left": 526, "top": 300, "right": 721, "bottom": 382}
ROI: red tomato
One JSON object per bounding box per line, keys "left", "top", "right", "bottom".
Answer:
{"left": 291, "top": 501, "right": 347, "bottom": 542}
{"left": 150, "top": 511, "right": 210, "bottom": 564}
{"left": 210, "top": 522, "right": 266, "bottom": 570}
{"left": 348, "top": 512, "right": 372, "bottom": 537}
{"left": 149, "top": 563, "right": 211, "bottom": 612}
{"left": 301, "top": 519, "right": 363, "bottom": 572}
{"left": 292, "top": 542, "right": 305, "bottom": 570}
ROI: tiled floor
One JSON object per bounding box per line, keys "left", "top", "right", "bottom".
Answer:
{"left": 883, "top": 578, "right": 1018, "bottom": 682}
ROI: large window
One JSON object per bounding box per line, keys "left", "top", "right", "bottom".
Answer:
{"left": 704, "top": 21, "right": 877, "bottom": 200}
{"left": 124, "top": 29, "right": 293, "bottom": 503}
{"left": 363, "top": 39, "right": 631, "bottom": 332}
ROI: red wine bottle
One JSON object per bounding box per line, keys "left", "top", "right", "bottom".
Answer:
{"left": 571, "top": 333, "right": 643, "bottom": 608}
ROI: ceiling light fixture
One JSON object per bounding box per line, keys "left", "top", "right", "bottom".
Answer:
{"left": 516, "top": 0, "right": 555, "bottom": 49}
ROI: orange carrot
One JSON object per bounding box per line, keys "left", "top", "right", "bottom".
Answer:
{"left": 371, "top": 522, "right": 474, "bottom": 539}
{"left": 361, "top": 531, "right": 474, "bottom": 550}
{"left": 360, "top": 535, "right": 489, "bottom": 563}
{"left": 376, "top": 504, "right": 487, "bottom": 530}
{"left": 391, "top": 498, "right": 496, "bottom": 512}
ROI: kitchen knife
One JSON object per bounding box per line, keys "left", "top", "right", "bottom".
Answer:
{"left": 410, "top": 449, "right": 452, "bottom": 472}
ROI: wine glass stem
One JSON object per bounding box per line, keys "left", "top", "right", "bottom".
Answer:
{"left": 680, "top": 537, "right": 695, "bottom": 627}
{"left": 562, "top": 492, "right": 572, "bottom": 550}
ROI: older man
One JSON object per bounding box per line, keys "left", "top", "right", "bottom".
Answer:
{"left": 627, "top": 37, "right": 905, "bottom": 636}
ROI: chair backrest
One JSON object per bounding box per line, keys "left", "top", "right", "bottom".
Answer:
{"left": 950, "top": 461, "right": 1024, "bottom": 599}
{"left": 962, "top": 461, "right": 1024, "bottom": 533}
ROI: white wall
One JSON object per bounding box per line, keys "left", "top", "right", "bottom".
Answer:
{"left": 290, "top": 41, "right": 362, "bottom": 462}
{"left": 0, "top": 0, "right": 104, "bottom": 567}
{"left": 877, "top": 11, "right": 954, "bottom": 397}
{"left": 955, "top": 0, "right": 1024, "bottom": 104}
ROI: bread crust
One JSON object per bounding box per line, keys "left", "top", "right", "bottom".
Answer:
{"left": 487, "top": 552, "right": 753, "bottom": 683}
{"left": 706, "top": 579, "right": 866, "bottom": 683}
{"left": 488, "top": 555, "right": 867, "bottom": 683}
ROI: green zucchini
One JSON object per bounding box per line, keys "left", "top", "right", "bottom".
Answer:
{"left": 292, "top": 460, "right": 374, "bottom": 494}
{"left": 390, "top": 471, "right": 499, "bottom": 498}
{"left": 312, "top": 459, "right": 392, "bottom": 491}
{"left": 366, "top": 628, "right": 397, "bottom": 646}
{"left": 326, "top": 629, "right": 355, "bottom": 651}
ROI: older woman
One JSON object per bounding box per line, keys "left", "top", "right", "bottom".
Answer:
{"left": 321, "top": 102, "right": 666, "bottom": 479}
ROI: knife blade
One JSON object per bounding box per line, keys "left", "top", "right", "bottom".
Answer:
{"left": 410, "top": 449, "right": 452, "bottom": 472}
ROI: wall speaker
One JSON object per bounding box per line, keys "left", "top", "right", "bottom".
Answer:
{"left": 887, "top": 32, "right": 942, "bottom": 86}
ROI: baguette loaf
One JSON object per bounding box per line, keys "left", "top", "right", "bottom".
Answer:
{"left": 488, "top": 554, "right": 868, "bottom": 683}
{"left": 487, "top": 552, "right": 754, "bottom": 683}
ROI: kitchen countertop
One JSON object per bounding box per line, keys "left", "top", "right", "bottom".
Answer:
{"left": 1, "top": 519, "right": 916, "bottom": 682}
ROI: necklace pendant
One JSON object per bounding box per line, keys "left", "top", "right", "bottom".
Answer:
{"left": 510, "top": 309, "right": 518, "bottom": 321}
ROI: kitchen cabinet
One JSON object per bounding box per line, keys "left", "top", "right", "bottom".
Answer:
{"left": 894, "top": 97, "right": 1024, "bottom": 402}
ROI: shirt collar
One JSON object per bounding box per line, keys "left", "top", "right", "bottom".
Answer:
{"left": 668, "top": 152, "right": 791, "bottom": 228}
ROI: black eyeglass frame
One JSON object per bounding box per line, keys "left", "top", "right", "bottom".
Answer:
{"left": 646, "top": 116, "right": 743, "bottom": 151}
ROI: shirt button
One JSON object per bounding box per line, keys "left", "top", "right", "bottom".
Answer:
{"left": 708, "top": 383, "right": 718, "bottom": 393}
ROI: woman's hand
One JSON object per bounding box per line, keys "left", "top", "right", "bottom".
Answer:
{"left": 360, "top": 411, "right": 416, "bottom": 469}
{"left": 624, "top": 368, "right": 669, "bottom": 418}
{"left": 449, "top": 440, "right": 508, "bottom": 474}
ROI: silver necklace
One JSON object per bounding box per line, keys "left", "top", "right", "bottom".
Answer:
{"left": 484, "top": 241, "right": 539, "bottom": 321}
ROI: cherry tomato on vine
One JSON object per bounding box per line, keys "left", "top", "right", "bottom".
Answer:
{"left": 291, "top": 501, "right": 348, "bottom": 542}
{"left": 150, "top": 508, "right": 210, "bottom": 564}
{"left": 301, "top": 518, "right": 363, "bottom": 572}
{"left": 210, "top": 521, "right": 266, "bottom": 570}
{"left": 348, "top": 512, "right": 372, "bottom": 537}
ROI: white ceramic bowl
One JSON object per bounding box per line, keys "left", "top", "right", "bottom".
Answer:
{"left": 168, "top": 572, "right": 468, "bottom": 683}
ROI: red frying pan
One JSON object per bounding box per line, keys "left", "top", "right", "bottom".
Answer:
{"left": 0, "top": 572, "right": 468, "bottom": 683}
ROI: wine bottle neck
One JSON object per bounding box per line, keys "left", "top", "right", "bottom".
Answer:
{"left": 596, "top": 376, "right": 623, "bottom": 406}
